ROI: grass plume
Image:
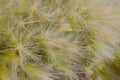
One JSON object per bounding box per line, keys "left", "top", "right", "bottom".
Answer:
{"left": 0, "top": 0, "right": 120, "bottom": 80}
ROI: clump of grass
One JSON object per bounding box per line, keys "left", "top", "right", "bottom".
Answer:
{"left": 0, "top": 0, "right": 120, "bottom": 80}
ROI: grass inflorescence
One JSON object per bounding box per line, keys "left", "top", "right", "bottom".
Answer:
{"left": 0, "top": 0, "right": 120, "bottom": 80}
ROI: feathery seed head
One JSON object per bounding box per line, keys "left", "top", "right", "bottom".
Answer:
{"left": 0, "top": 0, "right": 120, "bottom": 80}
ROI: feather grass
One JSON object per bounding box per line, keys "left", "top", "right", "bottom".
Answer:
{"left": 0, "top": 0, "right": 120, "bottom": 80}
